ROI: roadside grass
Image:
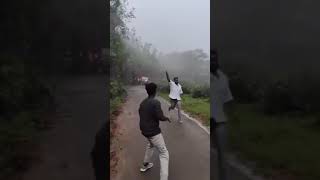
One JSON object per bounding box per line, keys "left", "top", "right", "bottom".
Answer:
{"left": 110, "top": 92, "right": 127, "bottom": 139}
{"left": 159, "top": 92, "right": 210, "bottom": 126}
{"left": 110, "top": 96, "right": 126, "bottom": 114}
{"left": 110, "top": 90, "right": 127, "bottom": 178}
{"left": 228, "top": 104, "right": 320, "bottom": 180}
{"left": 0, "top": 111, "right": 45, "bottom": 179}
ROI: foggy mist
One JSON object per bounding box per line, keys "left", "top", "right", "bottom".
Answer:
{"left": 127, "top": 0, "right": 210, "bottom": 55}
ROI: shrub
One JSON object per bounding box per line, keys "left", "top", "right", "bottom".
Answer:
{"left": 228, "top": 76, "right": 262, "bottom": 103}
{"left": 180, "top": 81, "right": 193, "bottom": 95}
{"left": 263, "top": 81, "right": 295, "bottom": 114}
{"left": 192, "top": 85, "right": 209, "bottom": 98}
{"left": 0, "top": 56, "right": 52, "bottom": 118}
{"left": 110, "top": 80, "right": 126, "bottom": 100}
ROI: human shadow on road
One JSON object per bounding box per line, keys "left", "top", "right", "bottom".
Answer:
{"left": 91, "top": 122, "right": 109, "bottom": 180}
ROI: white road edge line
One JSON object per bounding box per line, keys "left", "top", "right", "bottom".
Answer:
{"left": 162, "top": 100, "right": 210, "bottom": 134}
{"left": 159, "top": 96, "right": 265, "bottom": 180}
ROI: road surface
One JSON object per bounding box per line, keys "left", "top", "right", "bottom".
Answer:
{"left": 115, "top": 86, "right": 253, "bottom": 180}
{"left": 114, "top": 86, "right": 209, "bottom": 180}
{"left": 21, "top": 75, "right": 106, "bottom": 180}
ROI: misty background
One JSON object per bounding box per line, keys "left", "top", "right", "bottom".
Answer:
{"left": 121, "top": 0, "right": 210, "bottom": 86}
{"left": 128, "top": 0, "right": 210, "bottom": 54}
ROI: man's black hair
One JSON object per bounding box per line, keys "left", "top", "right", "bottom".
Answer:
{"left": 145, "top": 82, "right": 157, "bottom": 96}
{"left": 211, "top": 49, "right": 219, "bottom": 73}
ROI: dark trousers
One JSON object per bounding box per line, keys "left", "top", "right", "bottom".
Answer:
{"left": 212, "top": 119, "right": 228, "bottom": 180}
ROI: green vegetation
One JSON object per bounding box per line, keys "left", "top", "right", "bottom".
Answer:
{"left": 0, "top": 58, "right": 53, "bottom": 179}
{"left": 158, "top": 81, "right": 210, "bottom": 126}
{"left": 0, "top": 112, "right": 38, "bottom": 178}
{"left": 110, "top": 80, "right": 127, "bottom": 113}
{"left": 222, "top": 61, "right": 320, "bottom": 179}
{"left": 228, "top": 104, "right": 320, "bottom": 179}
{"left": 159, "top": 92, "right": 210, "bottom": 126}
{"left": 181, "top": 95, "right": 210, "bottom": 125}
{"left": 223, "top": 65, "right": 320, "bottom": 179}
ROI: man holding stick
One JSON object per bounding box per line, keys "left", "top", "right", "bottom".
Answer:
{"left": 166, "top": 71, "right": 183, "bottom": 123}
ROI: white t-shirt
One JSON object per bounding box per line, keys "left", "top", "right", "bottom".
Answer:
{"left": 211, "top": 70, "right": 233, "bottom": 123}
{"left": 169, "top": 80, "right": 183, "bottom": 100}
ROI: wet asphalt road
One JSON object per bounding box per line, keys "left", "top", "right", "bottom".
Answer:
{"left": 115, "top": 86, "right": 210, "bottom": 180}
{"left": 115, "top": 86, "right": 253, "bottom": 180}
{"left": 20, "top": 77, "right": 251, "bottom": 180}
{"left": 22, "top": 75, "right": 106, "bottom": 180}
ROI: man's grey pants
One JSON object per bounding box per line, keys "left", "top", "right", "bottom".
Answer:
{"left": 144, "top": 133, "right": 169, "bottom": 180}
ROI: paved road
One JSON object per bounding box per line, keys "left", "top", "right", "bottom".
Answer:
{"left": 22, "top": 75, "right": 106, "bottom": 180}
{"left": 115, "top": 86, "right": 210, "bottom": 180}
{"left": 115, "top": 86, "right": 253, "bottom": 180}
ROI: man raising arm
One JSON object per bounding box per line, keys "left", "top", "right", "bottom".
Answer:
{"left": 165, "top": 71, "right": 183, "bottom": 123}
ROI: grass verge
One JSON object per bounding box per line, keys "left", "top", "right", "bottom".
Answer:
{"left": 0, "top": 105, "right": 54, "bottom": 179}
{"left": 110, "top": 92, "right": 127, "bottom": 178}
{"left": 159, "top": 92, "right": 210, "bottom": 126}
{"left": 228, "top": 103, "right": 320, "bottom": 180}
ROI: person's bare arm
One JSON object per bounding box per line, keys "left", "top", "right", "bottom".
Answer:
{"left": 166, "top": 71, "right": 170, "bottom": 82}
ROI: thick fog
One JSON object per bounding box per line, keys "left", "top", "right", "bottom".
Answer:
{"left": 126, "top": 0, "right": 210, "bottom": 85}
{"left": 127, "top": 0, "right": 210, "bottom": 55}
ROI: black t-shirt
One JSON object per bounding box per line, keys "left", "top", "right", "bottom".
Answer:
{"left": 139, "top": 97, "right": 168, "bottom": 137}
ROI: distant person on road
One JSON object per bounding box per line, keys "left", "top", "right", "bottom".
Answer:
{"left": 211, "top": 49, "right": 233, "bottom": 180}
{"left": 139, "top": 83, "right": 171, "bottom": 180}
{"left": 166, "top": 71, "right": 183, "bottom": 123}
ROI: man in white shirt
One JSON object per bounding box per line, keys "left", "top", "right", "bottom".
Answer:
{"left": 166, "top": 71, "right": 183, "bottom": 123}
{"left": 211, "top": 49, "right": 233, "bottom": 180}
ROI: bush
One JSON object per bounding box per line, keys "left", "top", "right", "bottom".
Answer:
{"left": 192, "top": 85, "right": 209, "bottom": 98}
{"left": 0, "top": 55, "right": 53, "bottom": 179}
{"left": 228, "top": 75, "right": 262, "bottom": 103}
{"left": 0, "top": 56, "right": 52, "bottom": 118}
{"left": 110, "top": 80, "right": 126, "bottom": 100}
{"left": 263, "top": 81, "right": 295, "bottom": 114}
{"left": 181, "top": 81, "right": 193, "bottom": 95}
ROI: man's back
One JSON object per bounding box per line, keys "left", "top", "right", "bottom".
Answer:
{"left": 139, "top": 97, "right": 163, "bottom": 137}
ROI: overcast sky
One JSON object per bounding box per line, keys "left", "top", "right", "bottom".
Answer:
{"left": 127, "top": 0, "right": 210, "bottom": 55}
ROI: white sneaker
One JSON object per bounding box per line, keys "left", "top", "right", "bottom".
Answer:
{"left": 140, "top": 162, "right": 154, "bottom": 172}
{"left": 179, "top": 120, "right": 183, "bottom": 123}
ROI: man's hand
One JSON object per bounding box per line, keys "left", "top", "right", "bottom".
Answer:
{"left": 166, "top": 71, "right": 170, "bottom": 82}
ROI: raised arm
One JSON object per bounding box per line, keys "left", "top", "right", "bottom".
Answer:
{"left": 165, "top": 71, "right": 170, "bottom": 82}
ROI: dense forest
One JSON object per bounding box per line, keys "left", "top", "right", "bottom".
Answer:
{"left": 0, "top": 0, "right": 107, "bottom": 178}
{"left": 214, "top": 0, "right": 320, "bottom": 114}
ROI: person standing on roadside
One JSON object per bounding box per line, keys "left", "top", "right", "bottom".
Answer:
{"left": 211, "top": 49, "right": 233, "bottom": 180}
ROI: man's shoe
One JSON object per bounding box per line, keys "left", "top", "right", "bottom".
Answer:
{"left": 140, "top": 162, "right": 154, "bottom": 172}
{"left": 179, "top": 120, "right": 183, "bottom": 123}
